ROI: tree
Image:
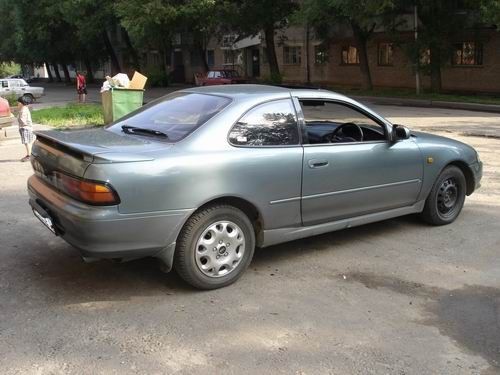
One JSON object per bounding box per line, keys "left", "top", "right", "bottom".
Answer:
{"left": 220, "top": 0, "right": 299, "bottom": 83}
{"left": 303, "top": 0, "right": 396, "bottom": 90}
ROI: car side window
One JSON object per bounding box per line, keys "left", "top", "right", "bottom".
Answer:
{"left": 10, "top": 81, "right": 19, "bottom": 88}
{"left": 300, "top": 100, "right": 386, "bottom": 144}
{"left": 229, "top": 99, "right": 300, "bottom": 147}
{"left": 214, "top": 71, "right": 222, "bottom": 78}
{"left": 1, "top": 81, "right": 7, "bottom": 88}
{"left": 207, "top": 71, "right": 215, "bottom": 78}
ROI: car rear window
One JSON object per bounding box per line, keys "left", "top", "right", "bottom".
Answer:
{"left": 107, "top": 92, "right": 231, "bottom": 142}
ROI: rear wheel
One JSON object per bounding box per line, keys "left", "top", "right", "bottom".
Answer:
{"left": 174, "top": 204, "right": 255, "bottom": 289}
{"left": 420, "top": 165, "right": 466, "bottom": 225}
{"left": 22, "top": 94, "right": 34, "bottom": 104}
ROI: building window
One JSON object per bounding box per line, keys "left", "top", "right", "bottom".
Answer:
{"left": 420, "top": 49, "right": 431, "bottom": 65}
{"left": 378, "top": 43, "right": 394, "bottom": 66}
{"left": 206, "top": 50, "right": 215, "bottom": 68}
{"left": 314, "top": 45, "right": 329, "bottom": 64}
{"left": 283, "top": 46, "right": 302, "bottom": 65}
{"left": 452, "top": 42, "right": 483, "bottom": 66}
{"left": 341, "top": 46, "right": 359, "bottom": 65}
{"left": 223, "top": 50, "right": 235, "bottom": 65}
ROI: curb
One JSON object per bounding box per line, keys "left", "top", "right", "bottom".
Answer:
{"left": 352, "top": 95, "right": 500, "bottom": 114}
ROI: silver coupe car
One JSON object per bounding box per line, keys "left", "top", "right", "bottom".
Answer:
{"left": 28, "top": 85, "right": 482, "bottom": 289}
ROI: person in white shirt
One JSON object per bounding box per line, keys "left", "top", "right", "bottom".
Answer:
{"left": 17, "top": 97, "right": 34, "bottom": 162}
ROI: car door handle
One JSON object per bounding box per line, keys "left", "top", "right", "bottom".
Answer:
{"left": 308, "top": 159, "right": 329, "bottom": 168}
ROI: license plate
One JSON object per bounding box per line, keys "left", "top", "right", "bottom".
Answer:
{"left": 33, "top": 208, "right": 56, "bottom": 234}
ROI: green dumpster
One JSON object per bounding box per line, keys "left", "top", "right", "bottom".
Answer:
{"left": 102, "top": 88, "right": 144, "bottom": 124}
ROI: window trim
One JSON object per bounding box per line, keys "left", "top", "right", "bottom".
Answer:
{"left": 227, "top": 98, "right": 303, "bottom": 148}
{"left": 296, "top": 98, "right": 391, "bottom": 146}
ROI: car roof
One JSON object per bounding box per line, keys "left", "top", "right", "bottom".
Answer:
{"left": 183, "top": 84, "right": 348, "bottom": 102}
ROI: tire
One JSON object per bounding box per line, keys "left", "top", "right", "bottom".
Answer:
{"left": 174, "top": 204, "right": 255, "bottom": 290}
{"left": 420, "top": 165, "right": 466, "bottom": 225}
{"left": 22, "top": 94, "right": 34, "bottom": 104}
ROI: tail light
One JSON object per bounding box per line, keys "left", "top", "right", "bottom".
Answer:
{"left": 53, "top": 172, "right": 120, "bottom": 206}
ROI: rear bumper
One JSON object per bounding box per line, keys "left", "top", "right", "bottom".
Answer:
{"left": 27, "top": 175, "right": 194, "bottom": 260}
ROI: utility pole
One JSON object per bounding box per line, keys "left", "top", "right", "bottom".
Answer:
{"left": 414, "top": 4, "right": 421, "bottom": 95}
{"left": 305, "top": 22, "right": 311, "bottom": 84}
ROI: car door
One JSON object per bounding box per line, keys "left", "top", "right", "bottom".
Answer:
{"left": 8, "top": 80, "right": 20, "bottom": 96}
{"left": 297, "top": 98, "right": 423, "bottom": 226}
{"left": 227, "top": 98, "right": 304, "bottom": 230}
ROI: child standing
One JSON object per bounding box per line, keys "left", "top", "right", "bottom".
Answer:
{"left": 17, "top": 97, "right": 34, "bottom": 162}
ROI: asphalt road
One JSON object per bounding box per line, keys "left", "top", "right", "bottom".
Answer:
{"left": 0, "top": 102, "right": 499, "bottom": 374}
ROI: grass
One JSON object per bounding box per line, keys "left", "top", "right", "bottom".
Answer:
{"left": 31, "top": 103, "right": 104, "bottom": 128}
{"left": 327, "top": 86, "right": 500, "bottom": 106}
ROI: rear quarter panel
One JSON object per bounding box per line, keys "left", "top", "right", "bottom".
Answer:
{"left": 84, "top": 94, "right": 304, "bottom": 230}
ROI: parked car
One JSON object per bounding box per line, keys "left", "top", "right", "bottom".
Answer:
{"left": 0, "top": 78, "right": 44, "bottom": 104}
{"left": 28, "top": 85, "right": 482, "bottom": 289}
{"left": 0, "top": 96, "right": 14, "bottom": 129}
{"left": 199, "top": 69, "right": 247, "bottom": 86}
{"left": 5, "top": 74, "right": 34, "bottom": 82}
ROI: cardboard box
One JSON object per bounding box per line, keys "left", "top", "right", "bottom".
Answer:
{"left": 129, "top": 71, "right": 148, "bottom": 90}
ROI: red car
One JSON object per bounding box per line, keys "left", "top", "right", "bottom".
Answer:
{"left": 200, "top": 69, "right": 247, "bottom": 86}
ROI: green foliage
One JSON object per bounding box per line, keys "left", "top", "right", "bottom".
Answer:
{"left": 259, "top": 72, "right": 283, "bottom": 85}
{"left": 144, "top": 67, "right": 170, "bottom": 87}
{"left": 4, "top": 93, "right": 19, "bottom": 107}
{"left": 31, "top": 104, "right": 104, "bottom": 128}
{"left": 0, "top": 62, "right": 20, "bottom": 77}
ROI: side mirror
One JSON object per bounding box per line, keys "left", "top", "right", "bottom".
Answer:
{"left": 392, "top": 124, "right": 411, "bottom": 141}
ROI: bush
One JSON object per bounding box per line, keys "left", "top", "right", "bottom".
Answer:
{"left": 259, "top": 72, "right": 283, "bottom": 85}
{"left": 5, "top": 94, "right": 19, "bottom": 107}
{"left": 145, "top": 67, "right": 170, "bottom": 87}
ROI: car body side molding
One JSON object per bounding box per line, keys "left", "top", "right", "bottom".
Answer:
{"left": 259, "top": 199, "right": 426, "bottom": 247}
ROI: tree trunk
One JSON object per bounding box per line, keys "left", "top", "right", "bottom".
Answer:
{"left": 263, "top": 24, "right": 281, "bottom": 83}
{"left": 61, "top": 64, "right": 71, "bottom": 83}
{"left": 121, "top": 27, "right": 140, "bottom": 71}
{"left": 84, "top": 57, "right": 94, "bottom": 83}
{"left": 52, "top": 63, "right": 62, "bottom": 82}
{"left": 352, "top": 23, "right": 373, "bottom": 90}
{"left": 45, "top": 62, "right": 53, "bottom": 82}
{"left": 429, "top": 45, "right": 442, "bottom": 93}
{"left": 198, "top": 44, "right": 209, "bottom": 72}
{"left": 102, "top": 30, "right": 121, "bottom": 74}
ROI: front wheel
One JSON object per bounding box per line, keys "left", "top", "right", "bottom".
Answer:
{"left": 174, "top": 204, "right": 255, "bottom": 289}
{"left": 420, "top": 165, "right": 466, "bottom": 225}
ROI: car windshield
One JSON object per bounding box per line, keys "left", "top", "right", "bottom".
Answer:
{"left": 107, "top": 92, "right": 231, "bottom": 142}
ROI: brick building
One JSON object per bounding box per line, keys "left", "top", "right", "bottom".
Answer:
{"left": 179, "top": 24, "right": 500, "bottom": 94}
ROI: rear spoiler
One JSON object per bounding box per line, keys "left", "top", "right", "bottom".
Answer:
{"left": 35, "top": 131, "right": 154, "bottom": 163}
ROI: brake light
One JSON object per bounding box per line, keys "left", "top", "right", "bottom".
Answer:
{"left": 53, "top": 172, "right": 120, "bottom": 205}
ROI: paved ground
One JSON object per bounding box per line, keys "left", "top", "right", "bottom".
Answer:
{"left": 0, "top": 102, "right": 499, "bottom": 374}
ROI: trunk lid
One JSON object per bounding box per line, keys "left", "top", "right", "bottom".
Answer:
{"left": 31, "top": 128, "right": 169, "bottom": 179}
